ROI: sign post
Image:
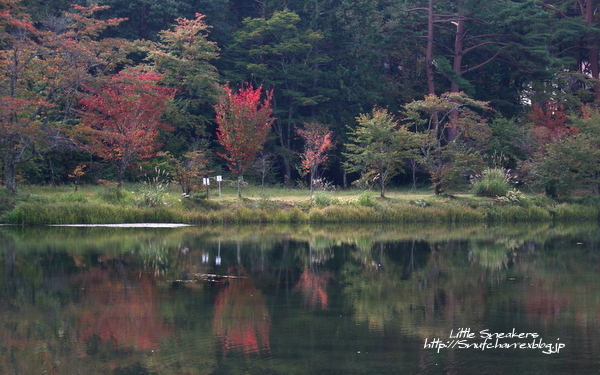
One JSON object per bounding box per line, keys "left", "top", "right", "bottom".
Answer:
{"left": 216, "top": 175, "right": 222, "bottom": 198}
{"left": 203, "top": 177, "right": 210, "bottom": 199}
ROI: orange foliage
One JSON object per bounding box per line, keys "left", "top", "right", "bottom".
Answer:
{"left": 297, "top": 123, "right": 334, "bottom": 174}
{"left": 529, "top": 100, "right": 577, "bottom": 147}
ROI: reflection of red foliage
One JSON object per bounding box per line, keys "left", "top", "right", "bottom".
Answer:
{"left": 525, "top": 284, "right": 572, "bottom": 326}
{"left": 77, "top": 268, "right": 171, "bottom": 351}
{"left": 213, "top": 276, "right": 270, "bottom": 355}
{"left": 294, "top": 268, "right": 330, "bottom": 310}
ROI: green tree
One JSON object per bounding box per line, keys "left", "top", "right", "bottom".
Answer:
{"left": 345, "top": 107, "right": 420, "bottom": 197}
{"left": 224, "top": 9, "right": 330, "bottom": 186}
{"left": 524, "top": 105, "right": 600, "bottom": 197}
{"left": 404, "top": 92, "right": 492, "bottom": 194}
{"left": 144, "top": 13, "right": 221, "bottom": 154}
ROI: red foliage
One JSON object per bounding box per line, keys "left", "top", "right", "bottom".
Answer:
{"left": 215, "top": 83, "right": 274, "bottom": 176}
{"left": 297, "top": 123, "right": 334, "bottom": 175}
{"left": 77, "top": 71, "right": 175, "bottom": 184}
{"left": 529, "top": 100, "right": 576, "bottom": 146}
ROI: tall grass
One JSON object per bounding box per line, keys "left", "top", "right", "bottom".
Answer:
{"left": 471, "top": 168, "right": 512, "bottom": 197}
{"left": 3, "top": 202, "right": 179, "bottom": 225}
{"left": 2, "top": 184, "right": 599, "bottom": 225}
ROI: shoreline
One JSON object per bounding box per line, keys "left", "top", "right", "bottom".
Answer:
{"left": 2, "top": 197, "right": 598, "bottom": 225}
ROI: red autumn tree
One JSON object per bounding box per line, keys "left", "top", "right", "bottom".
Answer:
{"left": 76, "top": 71, "right": 175, "bottom": 186}
{"left": 0, "top": 4, "right": 129, "bottom": 193}
{"left": 215, "top": 83, "right": 274, "bottom": 197}
{"left": 529, "top": 100, "right": 576, "bottom": 148}
{"left": 296, "top": 122, "right": 334, "bottom": 194}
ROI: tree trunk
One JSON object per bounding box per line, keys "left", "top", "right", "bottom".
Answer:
{"left": 117, "top": 162, "right": 126, "bottom": 187}
{"left": 426, "top": 0, "right": 436, "bottom": 95}
{"left": 451, "top": 19, "right": 465, "bottom": 94}
{"left": 585, "top": 0, "right": 600, "bottom": 101}
{"left": 448, "top": 18, "right": 466, "bottom": 142}
{"left": 237, "top": 174, "right": 243, "bottom": 198}
{"left": 4, "top": 159, "right": 17, "bottom": 194}
{"left": 380, "top": 172, "right": 385, "bottom": 198}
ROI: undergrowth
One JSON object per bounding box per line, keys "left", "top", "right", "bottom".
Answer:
{"left": 1, "top": 185, "right": 598, "bottom": 225}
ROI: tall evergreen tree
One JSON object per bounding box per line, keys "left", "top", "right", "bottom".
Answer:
{"left": 224, "top": 9, "right": 330, "bottom": 185}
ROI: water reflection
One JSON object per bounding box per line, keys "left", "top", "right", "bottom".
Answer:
{"left": 0, "top": 222, "right": 599, "bottom": 374}
{"left": 77, "top": 267, "right": 172, "bottom": 352}
{"left": 213, "top": 268, "right": 271, "bottom": 356}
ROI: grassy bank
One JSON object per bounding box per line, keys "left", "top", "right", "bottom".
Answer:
{"left": 1, "top": 184, "right": 599, "bottom": 225}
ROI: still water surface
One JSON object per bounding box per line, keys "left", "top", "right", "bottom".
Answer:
{"left": 1, "top": 222, "right": 599, "bottom": 374}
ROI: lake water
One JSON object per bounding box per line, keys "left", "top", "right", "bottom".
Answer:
{"left": 1, "top": 222, "right": 599, "bottom": 374}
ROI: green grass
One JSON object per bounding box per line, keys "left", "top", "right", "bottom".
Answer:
{"left": 1, "top": 184, "right": 598, "bottom": 225}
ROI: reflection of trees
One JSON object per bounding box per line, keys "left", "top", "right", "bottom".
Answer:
{"left": 294, "top": 267, "right": 332, "bottom": 310}
{"left": 77, "top": 266, "right": 172, "bottom": 351}
{"left": 469, "top": 242, "right": 512, "bottom": 270}
{"left": 343, "top": 241, "right": 488, "bottom": 337}
{"left": 213, "top": 270, "right": 271, "bottom": 355}
{"left": 524, "top": 282, "right": 572, "bottom": 327}
{"left": 6, "top": 223, "right": 600, "bottom": 373}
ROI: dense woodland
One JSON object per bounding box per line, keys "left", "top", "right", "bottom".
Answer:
{"left": 3, "top": 0, "right": 600, "bottom": 197}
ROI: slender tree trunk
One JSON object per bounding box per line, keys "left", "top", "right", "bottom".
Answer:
{"left": 426, "top": 0, "right": 436, "bottom": 95}
{"left": 448, "top": 18, "right": 466, "bottom": 142}
{"left": 237, "top": 174, "right": 243, "bottom": 198}
{"left": 4, "top": 158, "right": 17, "bottom": 194}
{"left": 451, "top": 19, "right": 465, "bottom": 94}
{"left": 117, "top": 162, "right": 126, "bottom": 187}
{"left": 274, "top": 118, "right": 293, "bottom": 187}
{"left": 426, "top": 0, "right": 441, "bottom": 133}
{"left": 585, "top": 0, "right": 600, "bottom": 101}
{"left": 411, "top": 159, "right": 417, "bottom": 191}
{"left": 380, "top": 171, "right": 385, "bottom": 198}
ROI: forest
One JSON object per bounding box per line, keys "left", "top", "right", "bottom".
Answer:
{"left": 2, "top": 0, "right": 600, "bottom": 198}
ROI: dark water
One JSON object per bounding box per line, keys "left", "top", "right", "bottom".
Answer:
{"left": 1, "top": 222, "right": 599, "bottom": 374}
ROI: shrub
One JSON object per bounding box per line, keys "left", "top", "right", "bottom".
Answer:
{"left": 356, "top": 191, "right": 377, "bottom": 207}
{"left": 471, "top": 168, "right": 512, "bottom": 197}
{"left": 137, "top": 183, "right": 168, "bottom": 207}
{"left": 412, "top": 199, "right": 429, "bottom": 207}
{"left": 532, "top": 194, "right": 555, "bottom": 208}
{"left": 495, "top": 189, "right": 524, "bottom": 205}
{"left": 312, "top": 191, "right": 337, "bottom": 207}
{"left": 97, "top": 184, "right": 133, "bottom": 204}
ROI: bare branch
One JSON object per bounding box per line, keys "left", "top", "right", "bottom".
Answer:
{"left": 462, "top": 41, "right": 508, "bottom": 56}
{"left": 462, "top": 51, "right": 502, "bottom": 74}
{"left": 464, "top": 33, "right": 507, "bottom": 42}
{"left": 538, "top": 2, "right": 567, "bottom": 17}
